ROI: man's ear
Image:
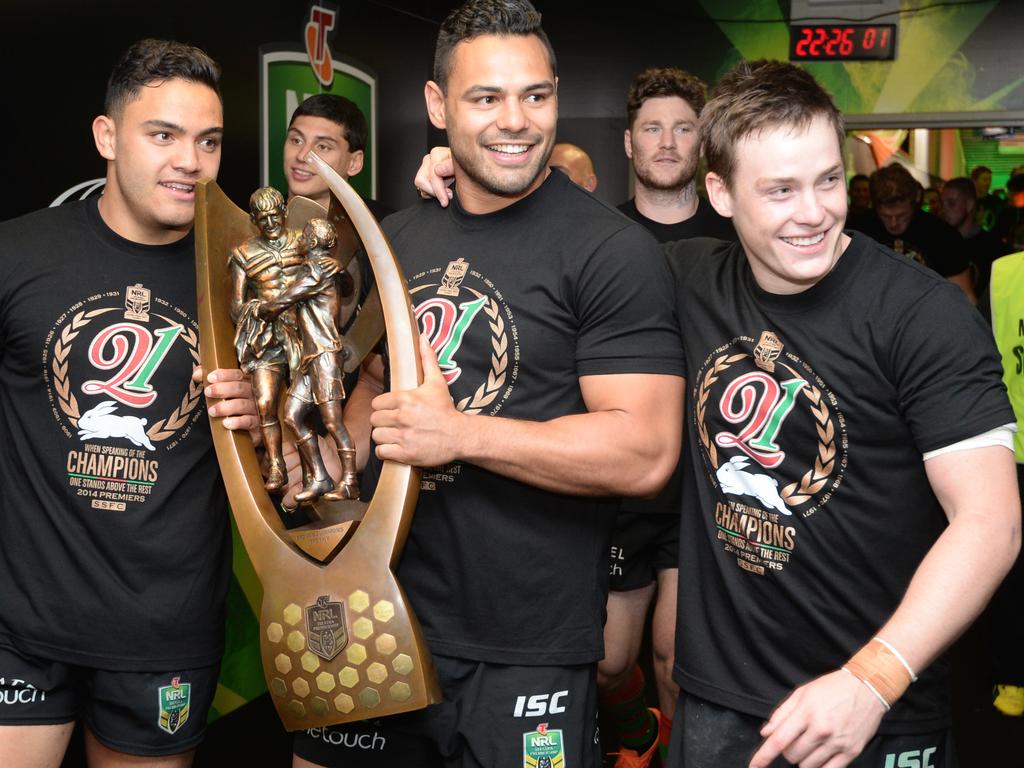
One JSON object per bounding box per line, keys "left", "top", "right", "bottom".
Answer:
{"left": 345, "top": 150, "right": 365, "bottom": 178}
{"left": 623, "top": 129, "right": 633, "bottom": 161}
{"left": 705, "top": 171, "right": 733, "bottom": 218}
{"left": 425, "top": 81, "right": 447, "bottom": 130}
{"left": 92, "top": 115, "right": 116, "bottom": 161}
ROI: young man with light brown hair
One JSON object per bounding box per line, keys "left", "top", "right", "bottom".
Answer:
{"left": 664, "top": 59, "right": 1019, "bottom": 768}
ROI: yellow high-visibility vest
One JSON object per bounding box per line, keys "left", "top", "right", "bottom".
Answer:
{"left": 990, "top": 251, "right": 1024, "bottom": 461}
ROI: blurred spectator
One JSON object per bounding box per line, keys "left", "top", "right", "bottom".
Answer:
{"left": 986, "top": 252, "right": 1024, "bottom": 718}
{"left": 922, "top": 186, "right": 942, "bottom": 217}
{"left": 848, "top": 173, "right": 871, "bottom": 216}
{"left": 973, "top": 165, "right": 1005, "bottom": 231}
{"left": 549, "top": 142, "right": 598, "bottom": 192}
{"left": 993, "top": 174, "right": 1024, "bottom": 252}
{"left": 848, "top": 163, "right": 975, "bottom": 302}
{"left": 941, "top": 177, "right": 1011, "bottom": 318}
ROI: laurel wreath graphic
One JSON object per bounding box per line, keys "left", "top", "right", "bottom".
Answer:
{"left": 695, "top": 352, "right": 836, "bottom": 510}
{"left": 779, "top": 380, "right": 835, "bottom": 506}
{"left": 51, "top": 309, "right": 202, "bottom": 443}
{"left": 52, "top": 309, "right": 111, "bottom": 423}
{"left": 695, "top": 352, "right": 747, "bottom": 470}
{"left": 454, "top": 293, "right": 508, "bottom": 414}
{"left": 146, "top": 326, "right": 202, "bottom": 442}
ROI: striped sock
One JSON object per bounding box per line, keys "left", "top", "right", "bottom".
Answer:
{"left": 600, "top": 665, "right": 657, "bottom": 752}
{"left": 657, "top": 708, "right": 672, "bottom": 763}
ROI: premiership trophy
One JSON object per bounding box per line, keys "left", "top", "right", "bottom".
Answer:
{"left": 194, "top": 153, "right": 440, "bottom": 731}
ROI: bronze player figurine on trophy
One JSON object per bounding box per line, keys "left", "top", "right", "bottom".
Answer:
{"left": 255, "top": 217, "right": 360, "bottom": 505}
{"left": 229, "top": 187, "right": 304, "bottom": 495}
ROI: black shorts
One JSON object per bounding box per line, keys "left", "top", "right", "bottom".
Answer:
{"left": 293, "top": 654, "right": 602, "bottom": 767}
{"left": 608, "top": 509, "right": 680, "bottom": 592}
{"left": 666, "top": 693, "right": 957, "bottom": 767}
{"left": 0, "top": 642, "right": 218, "bottom": 757}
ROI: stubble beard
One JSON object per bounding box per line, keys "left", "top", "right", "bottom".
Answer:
{"left": 633, "top": 148, "right": 698, "bottom": 195}
{"left": 452, "top": 133, "right": 554, "bottom": 198}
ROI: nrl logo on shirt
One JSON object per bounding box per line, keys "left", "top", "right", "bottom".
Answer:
{"left": 157, "top": 676, "right": 191, "bottom": 734}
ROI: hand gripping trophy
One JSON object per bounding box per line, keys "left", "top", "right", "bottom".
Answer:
{"left": 195, "top": 156, "right": 439, "bottom": 731}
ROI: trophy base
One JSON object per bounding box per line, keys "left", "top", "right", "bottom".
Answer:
{"left": 261, "top": 569, "right": 441, "bottom": 731}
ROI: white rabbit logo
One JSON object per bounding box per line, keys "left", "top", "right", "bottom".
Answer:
{"left": 716, "top": 455, "right": 791, "bottom": 516}
{"left": 77, "top": 401, "right": 156, "bottom": 451}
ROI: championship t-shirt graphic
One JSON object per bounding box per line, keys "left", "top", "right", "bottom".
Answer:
{"left": 693, "top": 330, "right": 848, "bottom": 576}
{"left": 408, "top": 257, "right": 520, "bottom": 492}
{"left": 41, "top": 283, "right": 203, "bottom": 512}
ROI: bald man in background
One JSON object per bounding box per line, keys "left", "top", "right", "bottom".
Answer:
{"left": 550, "top": 142, "right": 597, "bottom": 192}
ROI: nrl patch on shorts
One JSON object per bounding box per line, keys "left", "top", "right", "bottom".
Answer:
{"left": 523, "top": 722, "right": 565, "bottom": 768}
{"left": 157, "top": 676, "right": 191, "bottom": 734}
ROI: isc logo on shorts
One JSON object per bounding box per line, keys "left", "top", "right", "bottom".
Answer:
{"left": 884, "top": 748, "right": 937, "bottom": 768}
{"left": 513, "top": 690, "right": 568, "bottom": 718}
{"left": 0, "top": 677, "right": 46, "bottom": 705}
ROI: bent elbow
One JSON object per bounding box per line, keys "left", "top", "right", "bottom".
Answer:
{"left": 623, "top": 446, "right": 680, "bottom": 499}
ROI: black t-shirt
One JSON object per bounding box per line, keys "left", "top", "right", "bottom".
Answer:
{"left": 0, "top": 200, "right": 230, "bottom": 669}
{"left": 616, "top": 197, "right": 736, "bottom": 519}
{"left": 366, "top": 171, "right": 684, "bottom": 665}
{"left": 993, "top": 205, "right": 1024, "bottom": 252}
{"left": 847, "top": 209, "right": 968, "bottom": 277}
{"left": 965, "top": 228, "right": 1012, "bottom": 322}
{"left": 617, "top": 197, "right": 736, "bottom": 244}
{"left": 666, "top": 231, "right": 1012, "bottom": 732}
{"left": 363, "top": 197, "right": 395, "bottom": 222}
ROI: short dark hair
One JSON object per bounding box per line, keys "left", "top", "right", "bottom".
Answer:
{"left": 943, "top": 177, "right": 976, "bottom": 202}
{"left": 626, "top": 67, "right": 707, "bottom": 128}
{"left": 970, "top": 165, "right": 992, "bottom": 180}
{"left": 105, "top": 38, "right": 221, "bottom": 118}
{"left": 869, "top": 164, "right": 918, "bottom": 206}
{"left": 433, "top": 0, "right": 556, "bottom": 93}
{"left": 289, "top": 94, "right": 368, "bottom": 153}
{"left": 701, "top": 60, "right": 844, "bottom": 188}
{"left": 849, "top": 174, "right": 869, "bottom": 187}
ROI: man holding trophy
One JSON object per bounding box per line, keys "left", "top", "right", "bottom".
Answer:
{"left": 293, "top": 0, "right": 684, "bottom": 766}
{"left": 0, "top": 39, "right": 256, "bottom": 767}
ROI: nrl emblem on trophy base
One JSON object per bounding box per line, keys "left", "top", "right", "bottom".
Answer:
{"left": 194, "top": 153, "right": 440, "bottom": 731}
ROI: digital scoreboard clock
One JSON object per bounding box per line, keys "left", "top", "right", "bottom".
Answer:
{"left": 789, "top": 24, "right": 897, "bottom": 61}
